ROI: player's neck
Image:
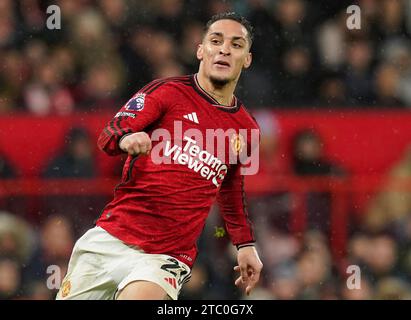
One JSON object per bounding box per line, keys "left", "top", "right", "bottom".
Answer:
{"left": 196, "top": 72, "right": 236, "bottom": 106}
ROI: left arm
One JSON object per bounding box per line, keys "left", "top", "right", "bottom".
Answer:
{"left": 216, "top": 164, "right": 263, "bottom": 295}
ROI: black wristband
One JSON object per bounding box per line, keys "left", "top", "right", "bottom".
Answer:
{"left": 118, "top": 133, "right": 133, "bottom": 151}
{"left": 236, "top": 243, "right": 255, "bottom": 250}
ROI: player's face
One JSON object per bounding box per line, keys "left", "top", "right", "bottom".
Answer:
{"left": 197, "top": 19, "right": 252, "bottom": 85}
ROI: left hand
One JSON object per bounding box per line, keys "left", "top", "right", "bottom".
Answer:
{"left": 234, "top": 246, "right": 263, "bottom": 296}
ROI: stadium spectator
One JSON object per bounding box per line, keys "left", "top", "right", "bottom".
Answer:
{"left": 317, "top": 72, "right": 348, "bottom": 107}
{"left": 0, "top": 211, "right": 38, "bottom": 299}
{"left": 98, "top": 0, "right": 130, "bottom": 35}
{"left": 179, "top": 21, "right": 205, "bottom": 74}
{"left": 0, "top": 0, "right": 18, "bottom": 49}
{"left": 291, "top": 129, "right": 346, "bottom": 234}
{"left": 145, "top": 31, "right": 182, "bottom": 78}
{"left": 316, "top": 12, "right": 347, "bottom": 71}
{"left": 69, "top": 9, "right": 117, "bottom": 70}
{"left": 343, "top": 38, "right": 375, "bottom": 106}
{"left": 373, "top": 63, "right": 404, "bottom": 107}
{"left": 296, "top": 231, "right": 334, "bottom": 299}
{"left": 347, "top": 232, "right": 371, "bottom": 266}
{"left": 24, "top": 280, "right": 54, "bottom": 300}
{"left": 23, "top": 59, "right": 75, "bottom": 116}
{"left": 1, "top": 50, "right": 29, "bottom": 112}
{"left": 385, "top": 40, "right": 411, "bottom": 106}
{"left": 0, "top": 211, "right": 35, "bottom": 265}
{"left": 360, "top": 233, "right": 402, "bottom": 283}
{"left": 153, "top": 0, "right": 186, "bottom": 41}
{"left": 0, "top": 152, "right": 17, "bottom": 178}
{"left": 77, "top": 63, "right": 123, "bottom": 111}
{"left": 0, "top": 256, "right": 22, "bottom": 300}
{"left": 23, "top": 215, "right": 74, "bottom": 289}
{"left": 120, "top": 25, "right": 157, "bottom": 92}
{"left": 364, "top": 143, "right": 411, "bottom": 232}
{"left": 372, "top": 0, "right": 411, "bottom": 44}
{"left": 41, "top": 127, "right": 99, "bottom": 228}
{"left": 246, "top": 111, "right": 294, "bottom": 264}
{"left": 42, "top": 127, "right": 96, "bottom": 178}
{"left": 0, "top": 90, "right": 15, "bottom": 114}
{"left": 268, "top": 261, "right": 301, "bottom": 300}
{"left": 291, "top": 129, "right": 345, "bottom": 177}
{"left": 278, "top": 46, "right": 317, "bottom": 106}
{"left": 374, "top": 277, "right": 411, "bottom": 299}
{"left": 49, "top": 46, "right": 78, "bottom": 90}
{"left": 274, "top": 0, "right": 313, "bottom": 50}
{"left": 340, "top": 277, "right": 373, "bottom": 300}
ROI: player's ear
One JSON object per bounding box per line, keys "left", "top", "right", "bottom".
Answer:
{"left": 196, "top": 44, "right": 204, "bottom": 61}
{"left": 243, "top": 52, "right": 252, "bottom": 69}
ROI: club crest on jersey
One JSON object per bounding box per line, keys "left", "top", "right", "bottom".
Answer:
{"left": 126, "top": 93, "right": 145, "bottom": 111}
{"left": 60, "top": 279, "right": 71, "bottom": 298}
{"left": 230, "top": 133, "right": 245, "bottom": 155}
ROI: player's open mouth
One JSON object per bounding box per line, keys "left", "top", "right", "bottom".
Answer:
{"left": 214, "top": 60, "right": 230, "bottom": 68}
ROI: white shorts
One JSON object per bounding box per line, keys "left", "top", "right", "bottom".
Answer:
{"left": 56, "top": 226, "right": 191, "bottom": 300}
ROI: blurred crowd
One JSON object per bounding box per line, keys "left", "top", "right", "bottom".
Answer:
{"left": 1, "top": 0, "right": 411, "bottom": 115}
{"left": 180, "top": 215, "right": 411, "bottom": 300}
{"left": 1, "top": 0, "right": 411, "bottom": 300}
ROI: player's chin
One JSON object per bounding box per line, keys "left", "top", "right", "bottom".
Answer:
{"left": 209, "top": 73, "right": 232, "bottom": 87}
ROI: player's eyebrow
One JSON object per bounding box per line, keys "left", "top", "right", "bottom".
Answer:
{"left": 209, "top": 32, "right": 247, "bottom": 42}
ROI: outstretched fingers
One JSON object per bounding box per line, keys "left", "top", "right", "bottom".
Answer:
{"left": 234, "top": 265, "right": 260, "bottom": 295}
{"left": 245, "top": 269, "right": 260, "bottom": 295}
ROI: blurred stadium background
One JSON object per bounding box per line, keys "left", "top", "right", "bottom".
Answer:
{"left": 1, "top": 0, "right": 411, "bottom": 300}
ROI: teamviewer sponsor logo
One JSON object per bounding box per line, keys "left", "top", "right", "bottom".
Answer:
{"left": 164, "top": 136, "right": 228, "bottom": 187}
{"left": 150, "top": 120, "right": 259, "bottom": 177}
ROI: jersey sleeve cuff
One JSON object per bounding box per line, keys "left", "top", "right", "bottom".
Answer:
{"left": 236, "top": 242, "right": 256, "bottom": 250}
{"left": 118, "top": 133, "right": 133, "bottom": 151}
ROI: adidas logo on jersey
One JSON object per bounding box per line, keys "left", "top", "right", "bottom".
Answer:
{"left": 164, "top": 277, "right": 177, "bottom": 289}
{"left": 183, "top": 112, "right": 199, "bottom": 124}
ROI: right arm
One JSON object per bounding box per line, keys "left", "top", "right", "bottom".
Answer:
{"left": 97, "top": 82, "right": 166, "bottom": 156}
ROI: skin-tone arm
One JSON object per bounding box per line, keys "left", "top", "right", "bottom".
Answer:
{"left": 234, "top": 246, "right": 263, "bottom": 296}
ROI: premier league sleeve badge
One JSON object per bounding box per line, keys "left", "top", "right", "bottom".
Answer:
{"left": 125, "top": 93, "right": 146, "bottom": 111}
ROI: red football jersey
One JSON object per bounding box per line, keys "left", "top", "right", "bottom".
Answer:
{"left": 96, "top": 74, "right": 259, "bottom": 268}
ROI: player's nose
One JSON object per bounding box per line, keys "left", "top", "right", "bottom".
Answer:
{"left": 219, "top": 42, "right": 231, "bottom": 55}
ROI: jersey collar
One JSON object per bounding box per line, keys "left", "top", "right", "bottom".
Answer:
{"left": 191, "top": 74, "right": 241, "bottom": 113}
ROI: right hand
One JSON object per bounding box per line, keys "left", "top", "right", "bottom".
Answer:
{"left": 119, "top": 132, "right": 152, "bottom": 156}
